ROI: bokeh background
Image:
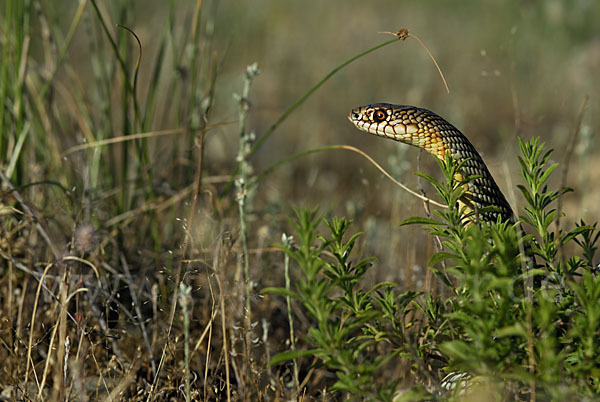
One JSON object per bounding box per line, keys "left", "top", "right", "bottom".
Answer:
{"left": 210, "top": 0, "right": 599, "bottom": 278}
{"left": 2, "top": 0, "right": 599, "bottom": 399}
{"left": 38, "top": 0, "right": 600, "bottom": 273}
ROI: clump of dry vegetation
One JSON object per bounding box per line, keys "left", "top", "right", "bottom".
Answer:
{"left": 1, "top": 1, "right": 599, "bottom": 401}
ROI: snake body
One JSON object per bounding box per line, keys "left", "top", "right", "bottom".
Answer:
{"left": 348, "top": 103, "right": 513, "bottom": 223}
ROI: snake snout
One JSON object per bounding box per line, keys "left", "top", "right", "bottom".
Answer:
{"left": 349, "top": 109, "right": 361, "bottom": 121}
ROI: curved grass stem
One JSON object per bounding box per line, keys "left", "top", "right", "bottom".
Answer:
{"left": 251, "top": 144, "right": 446, "bottom": 208}
{"left": 249, "top": 38, "right": 399, "bottom": 156}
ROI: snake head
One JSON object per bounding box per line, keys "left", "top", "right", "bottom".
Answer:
{"left": 348, "top": 103, "right": 420, "bottom": 143}
{"left": 348, "top": 103, "right": 515, "bottom": 223}
{"left": 348, "top": 105, "right": 390, "bottom": 126}
{"left": 348, "top": 104, "right": 392, "bottom": 140}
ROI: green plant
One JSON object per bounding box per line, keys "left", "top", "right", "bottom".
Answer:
{"left": 268, "top": 139, "right": 600, "bottom": 400}
{"left": 407, "top": 139, "right": 599, "bottom": 399}
{"left": 264, "top": 207, "right": 430, "bottom": 400}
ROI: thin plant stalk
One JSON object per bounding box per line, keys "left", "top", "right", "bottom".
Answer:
{"left": 222, "top": 36, "right": 404, "bottom": 198}
{"left": 282, "top": 234, "right": 299, "bottom": 393}
{"left": 179, "top": 283, "right": 192, "bottom": 402}
{"left": 89, "top": 0, "right": 141, "bottom": 118}
{"left": 187, "top": 0, "right": 204, "bottom": 162}
{"left": 4, "top": 0, "right": 31, "bottom": 182}
{"left": 38, "top": 0, "right": 88, "bottom": 100}
{"left": 0, "top": 0, "right": 12, "bottom": 158}
{"left": 235, "top": 62, "right": 260, "bottom": 394}
{"left": 249, "top": 38, "right": 398, "bottom": 155}
{"left": 251, "top": 144, "right": 445, "bottom": 208}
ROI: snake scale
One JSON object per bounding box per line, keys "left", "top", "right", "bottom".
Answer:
{"left": 348, "top": 103, "right": 513, "bottom": 223}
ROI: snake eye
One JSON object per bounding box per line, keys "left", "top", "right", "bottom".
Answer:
{"left": 373, "top": 109, "right": 387, "bottom": 123}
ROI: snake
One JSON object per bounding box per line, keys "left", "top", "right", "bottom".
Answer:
{"left": 349, "top": 103, "right": 527, "bottom": 393}
{"left": 348, "top": 103, "right": 514, "bottom": 223}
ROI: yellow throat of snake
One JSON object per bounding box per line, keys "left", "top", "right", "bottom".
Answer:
{"left": 348, "top": 103, "right": 514, "bottom": 223}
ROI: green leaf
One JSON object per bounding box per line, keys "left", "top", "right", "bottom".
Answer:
{"left": 261, "top": 287, "right": 298, "bottom": 298}
{"left": 562, "top": 225, "right": 594, "bottom": 245}
{"left": 495, "top": 323, "right": 526, "bottom": 338}
{"left": 393, "top": 385, "right": 434, "bottom": 401}
{"left": 268, "top": 349, "right": 319, "bottom": 366}
{"left": 414, "top": 171, "right": 437, "bottom": 186}
{"left": 365, "top": 281, "right": 397, "bottom": 296}
{"left": 538, "top": 162, "right": 558, "bottom": 186}
{"left": 516, "top": 268, "right": 547, "bottom": 280}
{"left": 439, "top": 340, "right": 472, "bottom": 361}
{"left": 428, "top": 251, "right": 458, "bottom": 266}
{"left": 399, "top": 216, "right": 443, "bottom": 227}
{"left": 430, "top": 267, "right": 455, "bottom": 289}
{"left": 517, "top": 184, "right": 534, "bottom": 206}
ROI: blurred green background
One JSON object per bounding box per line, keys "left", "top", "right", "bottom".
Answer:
{"left": 17, "top": 0, "right": 600, "bottom": 275}
{"left": 210, "top": 0, "right": 599, "bottom": 277}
